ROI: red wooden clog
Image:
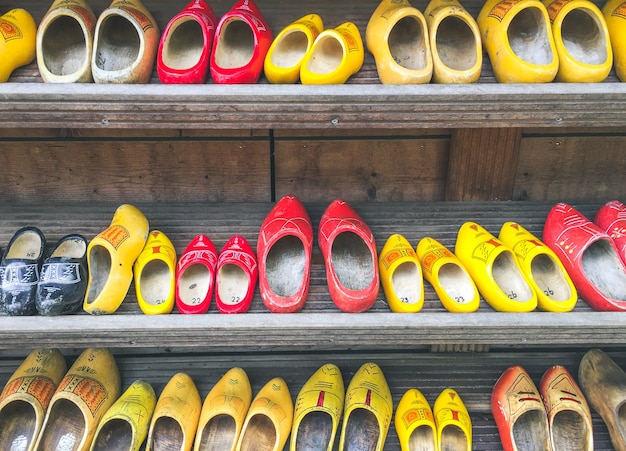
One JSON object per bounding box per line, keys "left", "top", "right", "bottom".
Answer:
{"left": 257, "top": 195, "right": 312, "bottom": 313}
{"left": 175, "top": 234, "right": 217, "bottom": 314}
{"left": 215, "top": 235, "right": 258, "bottom": 314}
{"left": 210, "top": 0, "right": 273, "bottom": 84}
{"left": 318, "top": 199, "right": 379, "bottom": 313}
{"left": 595, "top": 200, "right": 626, "bottom": 267}
{"left": 157, "top": 0, "right": 217, "bottom": 84}
{"left": 543, "top": 203, "right": 626, "bottom": 311}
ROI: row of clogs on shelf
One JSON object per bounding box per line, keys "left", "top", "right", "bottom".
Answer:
{"left": 1, "top": 0, "right": 626, "bottom": 84}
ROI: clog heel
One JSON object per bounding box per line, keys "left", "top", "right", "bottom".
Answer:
{"left": 84, "top": 204, "right": 149, "bottom": 315}
{"left": 264, "top": 14, "right": 324, "bottom": 84}
{"left": 416, "top": 237, "right": 480, "bottom": 313}
{"left": 300, "top": 22, "right": 364, "bottom": 84}
{"left": 499, "top": 221, "right": 577, "bottom": 312}
{"left": 0, "top": 349, "right": 67, "bottom": 451}
{"left": 36, "top": 0, "right": 97, "bottom": 83}
{"left": 604, "top": 0, "right": 626, "bottom": 81}
{"left": 395, "top": 388, "right": 436, "bottom": 451}
{"left": 424, "top": 0, "right": 482, "bottom": 83}
{"left": 477, "top": 0, "right": 558, "bottom": 83}
{"left": 290, "top": 363, "right": 344, "bottom": 451}
{"left": 544, "top": 0, "right": 612, "bottom": 82}
{"left": 434, "top": 389, "right": 472, "bottom": 451}
{"left": 365, "top": 0, "right": 432, "bottom": 84}
{"left": 0, "top": 8, "right": 37, "bottom": 82}
{"left": 378, "top": 234, "right": 424, "bottom": 313}
{"left": 455, "top": 222, "right": 537, "bottom": 312}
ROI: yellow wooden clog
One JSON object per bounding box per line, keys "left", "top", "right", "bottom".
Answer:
{"left": 0, "top": 349, "right": 67, "bottom": 451}
{"left": 455, "top": 222, "right": 537, "bottom": 312}
{"left": 35, "top": 347, "right": 121, "bottom": 451}
{"left": 424, "top": 0, "right": 482, "bottom": 83}
{"left": 264, "top": 14, "right": 324, "bottom": 84}
{"left": 300, "top": 22, "right": 364, "bottom": 84}
{"left": 90, "top": 379, "right": 157, "bottom": 451}
{"left": 84, "top": 204, "right": 149, "bottom": 315}
{"left": 434, "top": 388, "right": 472, "bottom": 451}
{"left": 603, "top": 0, "right": 626, "bottom": 81}
{"left": 146, "top": 372, "right": 201, "bottom": 451}
{"left": 395, "top": 388, "right": 436, "bottom": 451}
{"left": 477, "top": 0, "right": 558, "bottom": 83}
{"left": 339, "top": 362, "right": 393, "bottom": 451}
{"left": 0, "top": 8, "right": 37, "bottom": 82}
{"left": 365, "top": 0, "right": 432, "bottom": 84}
{"left": 134, "top": 230, "right": 177, "bottom": 315}
{"left": 236, "top": 377, "right": 293, "bottom": 451}
{"left": 416, "top": 237, "right": 480, "bottom": 313}
{"left": 194, "top": 367, "right": 252, "bottom": 451}
{"left": 544, "top": 0, "right": 612, "bottom": 82}
{"left": 499, "top": 221, "right": 578, "bottom": 312}
{"left": 379, "top": 234, "right": 424, "bottom": 313}
{"left": 290, "top": 363, "right": 344, "bottom": 451}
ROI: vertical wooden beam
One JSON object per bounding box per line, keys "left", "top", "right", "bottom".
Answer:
{"left": 445, "top": 128, "right": 522, "bottom": 201}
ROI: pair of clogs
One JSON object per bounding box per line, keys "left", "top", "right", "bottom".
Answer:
{"left": 395, "top": 387, "right": 471, "bottom": 451}
{"left": 543, "top": 201, "right": 626, "bottom": 311}
{"left": 478, "top": 0, "right": 612, "bottom": 83}
{"left": 492, "top": 364, "right": 593, "bottom": 451}
{"left": 37, "top": 0, "right": 159, "bottom": 83}
{"left": 264, "top": 14, "right": 363, "bottom": 84}
{"left": 0, "top": 8, "right": 37, "bottom": 82}
{"left": 0, "top": 227, "right": 88, "bottom": 316}
{"left": 366, "top": 0, "right": 482, "bottom": 84}
{"left": 455, "top": 221, "right": 578, "bottom": 312}
{"left": 379, "top": 234, "right": 480, "bottom": 313}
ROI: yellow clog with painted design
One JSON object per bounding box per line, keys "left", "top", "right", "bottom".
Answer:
{"left": 35, "top": 347, "right": 121, "bottom": 451}
{"left": 417, "top": 237, "right": 480, "bottom": 313}
{"left": 134, "top": 230, "right": 177, "bottom": 315}
{"left": 379, "top": 234, "right": 424, "bottom": 313}
{"left": 477, "top": 0, "right": 558, "bottom": 83}
{"left": 498, "top": 221, "right": 577, "bottom": 312}
{"left": 146, "top": 372, "right": 201, "bottom": 451}
{"left": 366, "top": 0, "right": 432, "bottom": 84}
{"left": 195, "top": 367, "right": 252, "bottom": 451}
{"left": 84, "top": 204, "right": 149, "bottom": 315}
{"left": 603, "top": 0, "right": 626, "bottom": 81}
{"left": 290, "top": 363, "right": 344, "bottom": 451}
{"left": 455, "top": 222, "right": 537, "bottom": 312}
{"left": 0, "top": 8, "right": 36, "bottom": 82}
{"left": 90, "top": 379, "right": 156, "bottom": 451}
{"left": 544, "top": 0, "right": 612, "bottom": 82}
{"left": 434, "top": 388, "right": 472, "bottom": 451}
{"left": 264, "top": 14, "right": 323, "bottom": 84}
{"left": 236, "top": 377, "right": 293, "bottom": 451}
{"left": 0, "top": 349, "right": 67, "bottom": 451}
{"left": 395, "top": 388, "right": 436, "bottom": 451}
{"left": 339, "top": 362, "right": 393, "bottom": 451}
{"left": 300, "top": 22, "right": 364, "bottom": 84}
{"left": 424, "top": 0, "right": 482, "bottom": 83}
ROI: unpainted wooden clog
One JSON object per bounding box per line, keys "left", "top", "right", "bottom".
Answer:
{"left": 395, "top": 388, "right": 436, "bottom": 451}
{"left": 0, "top": 8, "right": 36, "bottom": 82}
{"left": 379, "top": 233, "right": 424, "bottom": 313}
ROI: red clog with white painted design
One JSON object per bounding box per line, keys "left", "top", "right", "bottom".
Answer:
{"left": 595, "top": 200, "right": 626, "bottom": 267}
{"left": 318, "top": 199, "right": 379, "bottom": 313}
{"left": 215, "top": 235, "right": 258, "bottom": 314}
{"left": 175, "top": 234, "right": 217, "bottom": 314}
{"left": 543, "top": 202, "right": 626, "bottom": 311}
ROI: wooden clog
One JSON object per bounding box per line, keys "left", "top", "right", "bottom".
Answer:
{"left": 434, "top": 388, "right": 472, "bottom": 451}
{"left": 594, "top": 199, "right": 626, "bottom": 266}
{"left": 215, "top": 235, "right": 258, "bottom": 314}
{"left": 395, "top": 388, "right": 436, "bottom": 451}
{"left": 0, "top": 8, "right": 37, "bottom": 82}
{"left": 176, "top": 234, "right": 217, "bottom": 314}
{"left": 603, "top": 0, "right": 626, "bottom": 81}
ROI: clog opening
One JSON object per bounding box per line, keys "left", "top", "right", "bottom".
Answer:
{"left": 178, "top": 263, "right": 210, "bottom": 307}
{"left": 343, "top": 408, "right": 380, "bottom": 451}
{"left": 438, "top": 262, "right": 476, "bottom": 304}
{"left": 388, "top": 16, "right": 428, "bottom": 71}
{"left": 217, "top": 263, "right": 249, "bottom": 305}
{"left": 266, "top": 235, "right": 305, "bottom": 297}
{"left": 305, "top": 35, "right": 343, "bottom": 75}
{"left": 492, "top": 251, "right": 534, "bottom": 302}
{"left": 507, "top": 8, "right": 554, "bottom": 65}
{"left": 435, "top": 17, "right": 477, "bottom": 71}
{"left": 36, "top": 399, "right": 85, "bottom": 449}
{"left": 391, "top": 261, "right": 422, "bottom": 305}
{"left": 198, "top": 414, "right": 237, "bottom": 448}
{"left": 51, "top": 237, "right": 87, "bottom": 258}
{"left": 239, "top": 414, "right": 277, "bottom": 451}
{"left": 86, "top": 245, "right": 112, "bottom": 303}
{"left": 530, "top": 254, "right": 572, "bottom": 302}
{"left": 581, "top": 239, "right": 626, "bottom": 301}
{"left": 139, "top": 260, "right": 173, "bottom": 306}
{"left": 90, "top": 419, "right": 132, "bottom": 450}
{"left": 332, "top": 232, "right": 375, "bottom": 291}
{"left": 162, "top": 19, "right": 204, "bottom": 70}
{"left": 295, "top": 411, "right": 333, "bottom": 449}
{"left": 512, "top": 411, "right": 550, "bottom": 449}
{"left": 41, "top": 16, "right": 88, "bottom": 76}
{"left": 406, "top": 424, "right": 436, "bottom": 449}
{"left": 94, "top": 16, "right": 141, "bottom": 71}
{"left": 149, "top": 416, "right": 184, "bottom": 449}
{"left": 551, "top": 410, "right": 590, "bottom": 449}
{"left": 440, "top": 424, "right": 469, "bottom": 451}
{"left": 561, "top": 9, "right": 607, "bottom": 64}
{"left": 270, "top": 29, "right": 309, "bottom": 68}
{"left": 6, "top": 230, "right": 42, "bottom": 259}
{"left": 214, "top": 19, "right": 254, "bottom": 69}
{"left": 0, "top": 400, "right": 36, "bottom": 450}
